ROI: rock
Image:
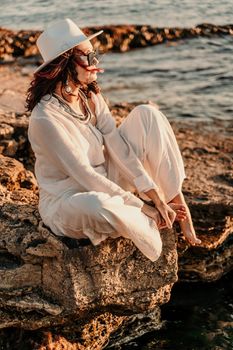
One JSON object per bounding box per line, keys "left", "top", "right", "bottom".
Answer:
{"left": 0, "top": 65, "right": 31, "bottom": 114}
{"left": 0, "top": 110, "right": 34, "bottom": 169}
{"left": 1, "top": 23, "right": 233, "bottom": 63}
{"left": 0, "top": 153, "right": 177, "bottom": 341}
{"left": 106, "top": 308, "right": 163, "bottom": 348}
{"left": 0, "top": 313, "right": 127, "bottom": 349}
{"left": 0, "top": 310, "right": 162, "bottom": 350}
{"left": 171, "top": 121, "right": 233, "bottom": 282}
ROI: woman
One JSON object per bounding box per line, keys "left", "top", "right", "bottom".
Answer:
{"left": 27, "top": 18, "right": 201, "bottom": 262}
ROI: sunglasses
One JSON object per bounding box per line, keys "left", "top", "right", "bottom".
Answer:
{"left": 74, "top": 48, "right": 101, "bottom": 67}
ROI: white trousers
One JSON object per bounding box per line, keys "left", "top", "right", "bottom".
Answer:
{"left": 49, "top": 105, "right": 186, "bottom": 262}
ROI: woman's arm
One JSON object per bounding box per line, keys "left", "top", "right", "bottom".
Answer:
{"left": 29, "top": 115, "right": 143, "bottom": 208}
{"left": 143, "top": 188, "right": 176, "bottom": 228}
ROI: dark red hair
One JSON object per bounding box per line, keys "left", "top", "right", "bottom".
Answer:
{"left": 26, "top": 48, "right": 101, "bottom": 112}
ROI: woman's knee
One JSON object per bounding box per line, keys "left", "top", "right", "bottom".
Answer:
{"left": 130, "top": 104, "right": 163, "bottom": 128}
{"left": 133, "top": 103, "right": 157, "bottom": 112}
{"left": 132, "top": 103, "right": 160, "bottom": 115}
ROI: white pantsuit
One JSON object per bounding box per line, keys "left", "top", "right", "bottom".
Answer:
{"left": 28, "top": 92, "right": 186, "bottom": 261}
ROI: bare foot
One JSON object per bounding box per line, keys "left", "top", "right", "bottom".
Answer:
{"left": 169, "top": 203, "right": 187, "bottom": 221}
{"left": 142, "top": 197, "right": 201, "bottom": 245}
{"left": 168, "top": 192, "right": 202, "bottom": 246}
{"left": 178, "top": 217, "right": 202, "bottom": 245}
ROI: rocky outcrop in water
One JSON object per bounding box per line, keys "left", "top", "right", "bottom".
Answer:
{"left": 1, "top": 23, "right": 233, "bottom": 63}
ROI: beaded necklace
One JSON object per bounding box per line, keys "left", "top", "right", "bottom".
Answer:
{"left": 53, "top": 89, "right": 93, "bottom": 124}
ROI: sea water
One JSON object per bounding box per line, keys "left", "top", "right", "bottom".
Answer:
{"left": 1, "top": 0, "right": 233, "bottom": 120}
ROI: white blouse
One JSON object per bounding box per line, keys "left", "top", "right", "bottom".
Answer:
{"left": 28, "top": 92, "right": 158, "bottom": 212}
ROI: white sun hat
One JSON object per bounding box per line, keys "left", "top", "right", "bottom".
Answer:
{"left": 35, "top": 18, "right": 103, "bottom": 73}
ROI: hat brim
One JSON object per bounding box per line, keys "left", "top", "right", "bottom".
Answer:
{"left": 34, "top": 30, "right": 103, "bottom": 74}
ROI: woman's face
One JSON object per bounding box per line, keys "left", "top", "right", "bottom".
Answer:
{"left": 74, "top": 41, "right": 100, "bottom": 85}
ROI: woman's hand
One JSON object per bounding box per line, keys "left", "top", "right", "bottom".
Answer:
{"left": 141, "top": 203, "right": 164, "bottom": 228}
{"left": 155, "top": 200, "right": 176, "bottom": 229}
{"left": 144, "top": 188, "right": 176, "bottom": 229}
{"left": 142, "top": 202, "right": 187, "bottom": 230}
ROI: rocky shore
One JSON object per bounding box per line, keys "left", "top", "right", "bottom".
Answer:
{"left": 1, "top": 23, "right": 233, "bottom": 65}
{"left": 0, "top": 57, "right": 232, "bottom": 348}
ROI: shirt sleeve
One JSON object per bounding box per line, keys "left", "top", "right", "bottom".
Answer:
{"left": 94, "top": 93, "right": 159, "bottom": 193}
{"left": 29, "top": 115, "right": 143, "bottom": 208}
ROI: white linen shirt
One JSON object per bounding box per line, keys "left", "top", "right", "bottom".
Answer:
{"left": 28, "top": 92, "right": 158, "bottom": 219}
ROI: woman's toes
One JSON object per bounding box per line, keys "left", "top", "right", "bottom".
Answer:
{"left": 184, "top": 232, "right": 202, "bottom": 245}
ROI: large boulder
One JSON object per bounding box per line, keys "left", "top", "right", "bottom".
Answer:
{"left": 0, "top": 154, "right": 177, "bottom": 340}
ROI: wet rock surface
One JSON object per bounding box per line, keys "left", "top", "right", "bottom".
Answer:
{"left": 1, "top": 23, "right": 233, "bottom": 64}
